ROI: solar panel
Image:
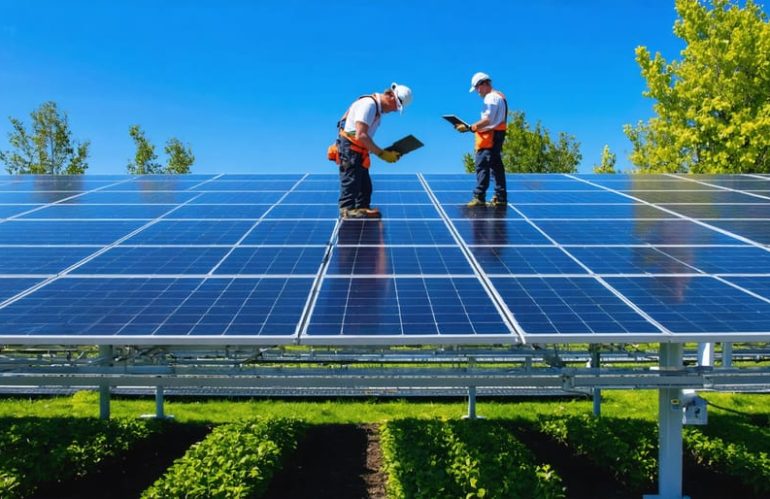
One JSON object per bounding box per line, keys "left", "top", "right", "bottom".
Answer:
{"left": 0, "top": 173, "right": 768, "bottom": 346}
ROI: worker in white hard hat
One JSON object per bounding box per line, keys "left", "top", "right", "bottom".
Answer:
{"left": 331, "top": 83, "right": 413, "bottom": 218}
{"left": 455, "top": 72, "right": 508, "bottom": 208}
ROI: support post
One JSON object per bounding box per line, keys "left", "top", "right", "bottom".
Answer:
{"left": 155, "top": 386, "right": 165, "bottom": 419}
{"left": 721, "top": 343, "right": 732, "bottom": 367}
{"left": 591, "top": 347, "right": 601, "bottom": 418}
{"left": 697, "top": 343, "right": 714, "bottom": 367}
{"left": 645, "top": 343, "right": 689, "bottom": 499}
{"left": 98, "top": 345, "right": 113, "bottom": 420}
{"left": 466, "top": 386, "right": 477, "bottom": 420}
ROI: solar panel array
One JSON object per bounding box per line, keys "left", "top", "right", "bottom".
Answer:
{"left": 1, "top": 173, "right": 770, "bottom": 346}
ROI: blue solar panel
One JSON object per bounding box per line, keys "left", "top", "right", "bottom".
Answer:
{"left": 19, "top": 204, "right": 173, "bottom": 219}
{"left": 568, "top": 247, "right": 696, "bottom": 275}
{"left": 604, "top": 276, "right": 770, "bottom": 335}
{"left": 471, "top": 247, "right": 587, "bottom": 275}
{"left": 166, "top": 204, "right": 270, "bottom": 219}
{"left": 214, "top": 247, "right": 326, "bottom": 275}
{"left": 0, "top": 247, "right": 96, "bottom": 274}
{"left": 516, "top": 204, "right": 673, "bottom": 220}
{"left": 72, "top": 247, "right": 230, "bottom": 275}
{"left": 0, "top": 173, "right": 769, "bottom": 346}
{"left": 0, "top": 277, "right": 312, "bottom": 338}
{"left": 534, "top": 220, "right": 739, "bottom": 245}
{"left": 243, "top": 220, "right": 336, "bottom": 245}
{"left": 123, "top": 220, "right": 253, "bottom": 245}
{"left": 328, "top": 246, "right": 474, "bottom": 275}
{"left": 0, "top": 221, "right": 144, "bottom": 245}
{"left": 306, "top": 277, "right": 510, "bottom": 338}
{"left": 491, "top": 277, "right": 662, "bottom": 338}
{"left": 452, "top": 220, "right": 551, "bottom": 245}
{"left": 336, "top": 220, "right": 455, "bottom": 245}
{"left": 0, "top": 278, "right": 43, "bottom": 302}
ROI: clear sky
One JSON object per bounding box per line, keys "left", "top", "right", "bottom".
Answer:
{"left": 0, "top": 1, "right": 693, "bottom": 175}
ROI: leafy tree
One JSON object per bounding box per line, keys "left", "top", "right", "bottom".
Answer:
{"left": 593, "top": 145, "right": 617, "bottom": 173}
{"left": 127, "top": 125, "right": 162, "bottom": 174}
{"left": 164, "top": 138, "right": 194, "bottom": 174}
{"left": 624, "top": 0, "right": 770, "bottom": 173}
{"left": 127, "top": 125, "right": 194, "bottom": 174}
{"left": 0, "top": 101, "right": 89, "bottom": 174}
{"left": 464, "top": 111, "right": 582, "bottom": 173}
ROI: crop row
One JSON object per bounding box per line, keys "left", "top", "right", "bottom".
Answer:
{"left": 0, "top": 417, "right": 161, "bottom": 499}
{"left": 380, "top": 418, "right": 565, "bottom": 499}
{"left": 142, "top": 417, "right": 306, "bottom": 498}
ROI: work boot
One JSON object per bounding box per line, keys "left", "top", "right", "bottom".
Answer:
{"left": 359, "top": 207, "right": 381, "bottom": 218}
{"left": 342, "top": 208, "right": 367, "bottom": 219}
{"left": 488, "top": 196, "right": 507, "bottom": 207}
{"left": 466, "top": 197, "right": 486, "bottom": 208}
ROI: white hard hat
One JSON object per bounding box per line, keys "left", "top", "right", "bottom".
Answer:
{"left": 469, "top": 72, "right": 491, "bottom": 92}
{"left": 391, "top": 82, "right": 412, "bottom": 112}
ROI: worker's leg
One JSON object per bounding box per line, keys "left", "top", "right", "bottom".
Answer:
{"left": 472, "top": 149, "right": 492, "bottom": 201}
{"left": 490, "top": 150, "right": 507, "bottom": 202}
{"left": 356, "top": 167, "right": 373, "bottom": 209}
{"left": 338, "top": 139, "right": 363, "bottom": 212}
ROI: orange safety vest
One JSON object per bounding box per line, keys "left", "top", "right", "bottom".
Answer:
{"left": 474, "top": 90, "right": 508, "bottom": 151}
{"left": 327, "top": 95, "right": 381, "bottom": 169}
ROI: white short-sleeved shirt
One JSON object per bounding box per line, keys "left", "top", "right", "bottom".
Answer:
{"left": 343, "top": 95, "right": 381, "bottom": 137}
{"left": 479, "top": 91, "right": 506, "bottom": 131}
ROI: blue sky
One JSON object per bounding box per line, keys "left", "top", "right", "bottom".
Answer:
{"left": 0, "top": 1, "right": 691, "bottom": 175}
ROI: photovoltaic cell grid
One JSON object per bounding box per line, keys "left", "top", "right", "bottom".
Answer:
{"left": 0, "top": 173, "right": 769, "bottom": 345}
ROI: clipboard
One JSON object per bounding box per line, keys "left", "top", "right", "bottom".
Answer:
{"left": 384, "top": 135, "right": 424, "bottom": 156}
{"left": 443, "top": 114, "right": 470, "bottom": 127}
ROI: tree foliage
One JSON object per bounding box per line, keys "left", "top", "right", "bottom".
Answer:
{"left": 127, "top": 125, "right": 162, "bottom": 174}
{"left": 0, "top": 102, "right": 89, "bottom": 174}
{"left": 594, "top": 145, "right": 617, "bottom": 173}
{"left": 164, "top": 138, "right": 194, "bottom": 174}
{"left": 464, "top": 111, "right": 582, "bottom": 173}
{"left": 624, "top": 0, "right": 770, "bottom": 173}
{"left": 127, "top": 125, "right": 194, "bottom": 174}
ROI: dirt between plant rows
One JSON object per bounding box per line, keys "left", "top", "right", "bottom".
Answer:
{"left": 29, "top": 422, "right": 762, "bottom": 499}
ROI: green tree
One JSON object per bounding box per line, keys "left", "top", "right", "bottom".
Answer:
{"left": 127, "top": 125, "right": 194, "bottom": 174}
{"left": 593, "top": 145, "right": 617, "bottom": 173}
{"left": 164, "top": 138, "right": 194, "bottom": 174}
{"left": 624, "top": 0, "right": 770, "bottom": 173}
{"left": 463, "top": 111, "right": 582, "bottom": 173}
{"left": 0, "top": 101, "right": 89, "bottom": 174}
{"left": 127, "top": 125, "right": 162, "bottom": 174}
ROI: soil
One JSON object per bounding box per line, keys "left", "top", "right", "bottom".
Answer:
{"left": 263, "top": 423, "right": 386, "bottom": 499}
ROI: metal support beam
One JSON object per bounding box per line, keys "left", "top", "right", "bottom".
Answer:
{"left": 697, "top": 343, "right": 714, "bottom": 367}
{"left": 155, "top": 386, "right": 165, "bottom": 419}
{"left": 645, "top": 343, "right": 689, "bottom": 499}
{"left": 465, "top": 386, "right": 477, "bottom": 419}
{"left": 722, "top": 343, "right": 733, "bottom": 367}
{"left": 591, "top": 348, "right": 601, "bottom": 418}
{"left": 98, "top": 345, "right": 113, "bottom": 420}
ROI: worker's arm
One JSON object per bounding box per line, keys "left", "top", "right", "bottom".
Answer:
{"left": 469, "top": 117, "right": 491, "bottom": 132}
{"left": 355, "top": 121, "right": 383, "bottom": 156}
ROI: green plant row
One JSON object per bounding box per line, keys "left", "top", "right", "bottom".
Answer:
{"left": 537, "top": 415, "right": 657, "bottom": 491}
{"left": 0, "top": 417, "right": 159, "bottom": 499}
{"left": 141, "top": 417, "right": 305, "bottom": 499}
{"left": 684, "top": 428, "right": 770, "bottom": 495}
{"left": 381, "top": 419, "right": 564, "bottom": 499}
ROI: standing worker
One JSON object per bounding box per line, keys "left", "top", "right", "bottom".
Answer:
{"left": 455, "top": 72, "right": 508, "bottom": 207}
{"left": 332, "top": 83, "right": 413, "bottom": 218}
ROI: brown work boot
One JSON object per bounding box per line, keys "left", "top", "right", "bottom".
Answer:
{"left": 359, "top": 207, "right": 381, "bottom": 218}
{"left": 342, "top": 208, "right": 367, "bottom": 219}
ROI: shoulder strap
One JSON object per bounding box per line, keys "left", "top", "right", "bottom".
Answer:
{"left": 338, "top": 95, "right": 380, "bottom": 130}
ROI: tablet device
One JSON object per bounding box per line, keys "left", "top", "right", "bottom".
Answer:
{"left": 384, "top": 135, "right": 424, "bottom": 156}
{"left": 442, "top": 115, "right": 470, "bottom": 127}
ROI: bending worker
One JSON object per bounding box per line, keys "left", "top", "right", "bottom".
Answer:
{"left": 455, "top": 72, "right": 508, "bottom": 207}
{"left": 335, "top": 83, "right": 413, "bottom": 218}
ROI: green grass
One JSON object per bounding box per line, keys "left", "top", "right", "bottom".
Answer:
{"left": 0, "top": 389, "right": 768, "bottom": 424}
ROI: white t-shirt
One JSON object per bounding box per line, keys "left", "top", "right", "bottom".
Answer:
{"left": 479, "top": 91, "right": 506, "bottom": 131}
{"left": 343, "top": 95, "right": 381, "bottom": 137}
